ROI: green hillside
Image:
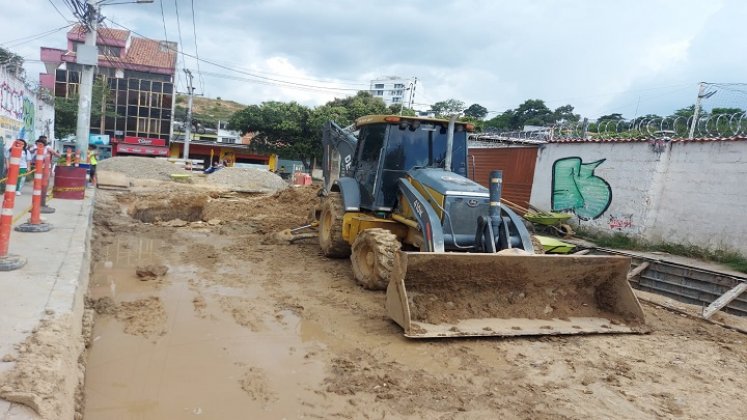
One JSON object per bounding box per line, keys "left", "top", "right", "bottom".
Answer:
{"left": 175, "top": 95, "right": 246, "bottom": 127}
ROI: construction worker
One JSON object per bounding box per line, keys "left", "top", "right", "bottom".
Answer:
{"left": 87, "top": 144, "right": 98, "bottom": 187}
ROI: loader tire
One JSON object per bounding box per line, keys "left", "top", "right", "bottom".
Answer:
{"left": 319, "top": 193, "right": 350, "bottom": 258}
{"left": 351, "top": 228, "right": 401, "bottom": 290}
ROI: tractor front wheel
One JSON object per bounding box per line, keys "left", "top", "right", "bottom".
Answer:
{"left": 351, "top": 228, "right": 401, "bottom": 290}
{"left": 319, "top": 193, "right": 350, "bottom": 258}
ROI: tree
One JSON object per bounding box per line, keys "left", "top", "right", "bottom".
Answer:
{"left": 323, "top": 91, "right": 388, "bottom": 123}
{"left": 711, "top": 107, "right": 745, "bottom": 115}
{"left": 430, "top": 99, "right": 465, "bottom": 117}
{"left": 553, "top": 104, "right": 580, "bottom": 124}
{"left": 511, "top": 99, "right": 554, "bottom": 127}
{"left": 483, "top": 110, "right": 514, "bottom": 131}
{"left": 229, "top": 101, "right": 317, "bottom": 168}
{"left": 463, "top": 103, "right": 488, "bottom": 119}
{"left": 54, "top": 76, "right": 113, "bottom": 139}
{"left": 597, "top": 113, "right": 624, "bottom": 122}
{"left": 388, "top": 104, "right": 416, "bottom": 116}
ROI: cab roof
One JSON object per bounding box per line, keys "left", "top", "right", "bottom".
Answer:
{"left": 355, "top": 115, "right": 472, "bottom": 129}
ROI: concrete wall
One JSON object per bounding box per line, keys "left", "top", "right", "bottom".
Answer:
{"left": 529, "top": 139, "right": 747, "bottom": 252}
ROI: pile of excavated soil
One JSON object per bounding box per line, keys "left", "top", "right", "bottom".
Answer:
{"left": 98, "top": 157, "right": 186, "bottom": 181}
{"left": 202, "top": 167, "right": 287, "bottom": 193}
{"left": 202, "top": 186, "right": 320, "bottom": 231}
{"left": 99, "top": 158, "right": 288, "bottom": 193}
{"left": 0, "top": 314, "right": 84, "bottom": 420}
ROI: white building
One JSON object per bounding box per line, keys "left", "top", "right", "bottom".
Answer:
{"left": 369, "top": 76, "right": 415, "bottom": 107}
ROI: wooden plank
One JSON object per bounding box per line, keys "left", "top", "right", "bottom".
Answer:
{"left": 703, "top": 282, "right": 747, "bottom": 319}
{"left": 627, "top": 262, "right": 650, "bottom": 280}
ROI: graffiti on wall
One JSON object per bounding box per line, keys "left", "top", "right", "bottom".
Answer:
{"left": 551, "top": 157, "right": 612, "bottom": 220}
{"left": 608, "top": 214, "right": 634, "bottom": 230}
{"left": 22, "top": 96, "right": 34, "bottom": 139}
{"left": 0, "top": 82, "right": 24, "bottom": 120}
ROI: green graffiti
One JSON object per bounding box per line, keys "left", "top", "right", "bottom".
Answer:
{"left": 551, "top": 157, "right": 612, "bottom": 220}
{"left": 22, "top": 97, "right": 34, "bottom": 139}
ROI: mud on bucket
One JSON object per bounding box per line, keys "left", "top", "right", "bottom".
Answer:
{"left": 53, "top": 166, "right": 88, "bottom": 200}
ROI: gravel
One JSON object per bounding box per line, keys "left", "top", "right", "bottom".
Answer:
{"left": 203, "top": 167, "right": 287, "bottom": 193}
{"left": 98, "top": 157, "right": 185, "bottom": 181}
{"left": 98, "top": 157, "right": 288, "bottom": 192}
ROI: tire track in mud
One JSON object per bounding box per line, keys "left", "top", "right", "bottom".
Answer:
{"left": 83, "top": 186, "right": 747, "bottom": 420}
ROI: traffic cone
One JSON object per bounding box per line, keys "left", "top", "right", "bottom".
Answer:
{"left": 15, "top": 145, "right": 52, "bottom": 233}
{"left": 0, "top": 141, "right": 27, "bottom": 270}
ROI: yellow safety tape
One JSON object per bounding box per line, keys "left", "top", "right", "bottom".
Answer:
{"left": 52, "top": 186, "right": 86, "bottom": 192}
{"left": 0, "top": 168, "right": 38, "bottom": 184}
{"left": 11, "top": 189, "right": 55, "bottom": 225}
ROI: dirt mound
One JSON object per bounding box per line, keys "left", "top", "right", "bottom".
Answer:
{"left": 203, "top": 167, "right": 287, "bottom": 193}
{"left": 202, "top": 186, "right": 320, "bottom": 231}
{"left": 98, "top": 157, "right": 186, "bottom": 181}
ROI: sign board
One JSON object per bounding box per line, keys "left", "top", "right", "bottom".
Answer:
{"left": 76, "top": 45, "right": 98, "bottom": 66}
{"left": 123, "top": 136, "right": 167, "bottom": 147}
{"left": 116, "top": 144, "right": 169, "bottom": 156}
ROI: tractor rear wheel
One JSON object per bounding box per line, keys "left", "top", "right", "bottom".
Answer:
{"left": 351, "top": 228, "right": 401, "bottom": 290}
{"left": 319, "top": 193, "right": 350, "bottom": 258}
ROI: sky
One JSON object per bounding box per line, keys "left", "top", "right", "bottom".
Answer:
{"left": 2, "top": 0, "right": 746, "bottom": 119}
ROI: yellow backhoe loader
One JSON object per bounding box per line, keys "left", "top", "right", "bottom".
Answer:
{"left": 316, "top": 115, "right": 645, "bottom": 338}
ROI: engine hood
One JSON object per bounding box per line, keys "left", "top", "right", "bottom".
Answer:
{"left": 408, "top": 168, "right": 489, "bottom": 197}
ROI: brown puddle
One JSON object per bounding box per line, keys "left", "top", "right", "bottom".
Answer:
{"left": 84, "top": 234, "right": 326, "bottom": 419}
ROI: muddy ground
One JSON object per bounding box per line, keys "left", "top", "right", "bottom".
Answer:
{"left": 82, "top": 183, "right": 747, "bottom": 419}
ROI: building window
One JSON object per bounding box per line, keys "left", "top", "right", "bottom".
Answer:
{"left": 394, "top": 83, "right": 405, "bottom": 89}
{"left": 392, "top": 90, "right": 403, "bottom": 96}
{"left": 392, "top": 97, "right": 401, "bottom": 103}
{"left": 99, "top": 45, "right": 121, "bottom": 57}
{"left": 375, "top": 90, "right": 383, "bottom": 96}
{"left": 374, "top": 83, "right": 385, "bottom": 89}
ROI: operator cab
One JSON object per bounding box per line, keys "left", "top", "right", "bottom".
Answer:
{"left": 353, "top": 116, "right": 469, "bottom": 211}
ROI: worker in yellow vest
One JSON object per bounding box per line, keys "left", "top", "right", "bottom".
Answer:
{"left": 87, "top": 145, "right": 98, "bottom": 187}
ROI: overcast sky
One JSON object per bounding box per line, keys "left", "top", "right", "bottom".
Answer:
{"left": 2, "top": 0, "right": 746, "bottom": 119}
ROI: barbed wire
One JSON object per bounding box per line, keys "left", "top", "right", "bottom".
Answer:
{"left": 482, "top": 112, "right": 747, "bottom": 140}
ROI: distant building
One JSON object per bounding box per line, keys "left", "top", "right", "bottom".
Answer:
{"left": 40, "top": 25, "right": 177, "bottom": 157}
{"left": 369, "top": 76, "right": 414, "bottom": 107}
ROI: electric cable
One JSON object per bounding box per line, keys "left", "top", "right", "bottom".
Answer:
{"left": 106, "top": 18, "right": 367, "bottom": 94}
{"left": 190, "top": 0, "right": 204, "bottom": 94}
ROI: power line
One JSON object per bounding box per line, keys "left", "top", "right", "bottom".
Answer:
{"left": 190, "top": 0, "right": 204, "bottom": 94}
{"left": 0, "top": 24, "right": 75, "bottom": 48}
{"left": 200, "top": 71, "right": 359, "bottom": 95}
{"left": 46, "top": 0, "right": 72, "bottom": 23}
{"left": 105, "top": 18, "right": 368, "bottom": 94}
{"left": 158, "top": 0, "right": 170, "bottom": 46}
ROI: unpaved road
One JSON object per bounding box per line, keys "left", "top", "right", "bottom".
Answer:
{"left": 82, "top": 184, "right": 747, "bottom": 419}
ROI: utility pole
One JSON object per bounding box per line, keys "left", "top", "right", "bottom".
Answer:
{"left": 75, "top": 0, "right": 100, "bottom": 154}
{"left": 409, "top": 77, "right": 417, "bottom": 110}
{"left": 689, "top": 82, "right": 705, "bottom": 139}
{"left": 183, "top": 69, "right": 194, "bottom": 160}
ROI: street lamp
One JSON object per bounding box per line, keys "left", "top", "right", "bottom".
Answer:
{"left": 75, "top": 0, "right": 154, "bottom": 154}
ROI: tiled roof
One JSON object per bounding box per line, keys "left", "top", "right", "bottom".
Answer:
{"left": 548, "top": 136, "right": 747, "bottom": 143}
{"left": 68, "top": 24, "right": 130, "bottom": 43}
{"left": 124, "top": 37, "right": 176, "bottom": 69}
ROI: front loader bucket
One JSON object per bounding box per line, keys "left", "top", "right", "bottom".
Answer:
{"left": 385, "top": 252, "right": 646, "bottom": 338}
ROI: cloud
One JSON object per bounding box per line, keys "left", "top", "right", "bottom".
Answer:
{"left": 2, "top": 0, "right": 745, "bottom": 119}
